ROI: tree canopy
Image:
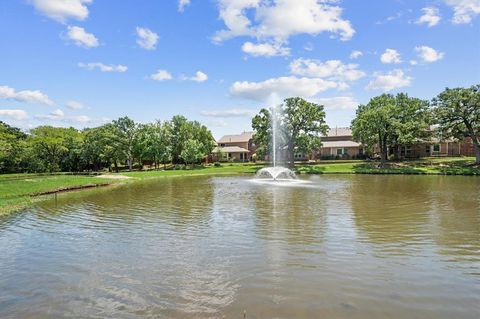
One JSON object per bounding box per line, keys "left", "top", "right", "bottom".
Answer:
{"left": 351, "top": 93, "right": 430, "bottom": 166}
{"left": 0, "top": 115, "right": 215, "bottom": 173}
{"left": 432, "top": 85, "right": 480, "bottom": 164}
{"left": 252, "top": 97, "right": 328, "bottom": 166}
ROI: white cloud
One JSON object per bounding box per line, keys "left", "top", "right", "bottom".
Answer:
{"left": 444, "top": 0, "right": 480, "bottom": 24}
{"left": 66, "top": 26, "right": 99, "bottom": 48}
{"left": 289, "top": 58, "right": 366, "bottom": 82}
{"left": 241, "top": 41, "right": 290, "bottom": 57}
{"left": 136, "top": 27, "right": 159, "bottom": 50}
{"left": 206, "top": 119, "right": 228, "bottom": 127}
{"left": 366, "top": 69, "right": 412, "bottom": 91}
{"left": 31, "top": 0, "right": 92, "bottom": 23}
{"left": 78, "top": 62, "right": 128, "bottom": 73}
{"left": 230, "top": 76, "right": 341, "bottom": 101}
{"left": 187, "top": 71, "right": 208, "bottom": 83}
{"left": 200, "top": 109, "right": 257, "bottom": 117}
{"left": 416, "top": 7, "right": 441, "bottom": 27}
{"left": 380, "top": 48, "right": 402, "bottom": 64}
{"left": 213, "top": 0, "right": 355, "bottom": 48}
{"left": 350, "top": 50, "right": 363, "bottom": 59}
{"left": 178, "top": 0, "right": 191, "bottom": 12}
{"left": 34, "top": 109, "right": 99, "bottom": 124}
{"left": 410, "top": 60, "right": 418, "bottom": 65}
{"left": 0, "top": 109, "right": 28, "bottom": 120}
{"left": 66, "top": 100, "right": 84, "bottom": 110}
{"left": 0, "top": 85, "right": 54, "bottom": 105}
{"left": 415, "top": 46, "right": 445, "bottom": 63}
{"left": 312, "top": 96, "right": 359, "bottom": 110}
{"left": 150, "top": 69, "right": 173, "bottom": 81}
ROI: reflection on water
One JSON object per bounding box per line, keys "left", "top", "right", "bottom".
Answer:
{"left": 0, "top": 175, "right": 479, "bottom": 318}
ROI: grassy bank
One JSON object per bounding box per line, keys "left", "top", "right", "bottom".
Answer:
{"left": 1, "top": 158, "right": 478, "bottom": 216}
{"left": 296, "top": 157, "right": 480, "bottom": 175}
{"left": 0, "top": 174, "right": 118, "bottom": 216}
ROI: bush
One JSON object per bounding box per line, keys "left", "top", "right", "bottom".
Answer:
{"left": 214, "top": 162, "right": 221, "bottom": 167}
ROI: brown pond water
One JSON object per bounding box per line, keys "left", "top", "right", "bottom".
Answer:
{"left": 0, "top": 175, "right": 479, "bottom": 318}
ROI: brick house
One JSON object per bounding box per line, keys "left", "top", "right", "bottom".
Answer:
{"left": 213, "top": 131, "right": 256, "bottom": 162}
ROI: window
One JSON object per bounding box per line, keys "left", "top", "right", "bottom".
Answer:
{"left": 433, "top": 144, "right": 440, "bottom": 152}
{"left": 336, "top": 148, "right": 344, "bottom": 155}
{"left": 426, "top": 145, "right": 430, "bottom": 153}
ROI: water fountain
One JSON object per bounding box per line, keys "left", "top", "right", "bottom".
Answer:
{"left": 254, "top": 95, "right": 298, "bottom": 183}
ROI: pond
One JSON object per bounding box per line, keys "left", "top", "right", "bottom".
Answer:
{"left": 0, "top": 175, "right": 479, "bottom": 318}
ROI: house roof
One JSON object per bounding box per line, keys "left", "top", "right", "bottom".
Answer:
{"left": 213, "top": 146, "right": 250, "bottom": 153}
{"left": 218, "top": 131, "right": 254, "bottom": 143}
{"left": 322, "top": 140, "right": 360, "bottom": 148}
{"left": 324, "top": 127, "right": 352, "bottom": 137}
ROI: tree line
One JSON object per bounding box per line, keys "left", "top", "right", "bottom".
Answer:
{"left": 0, "top": 115, "right": 215, "bottom": 173}
{"left": 251, "top": 85, "right": 480, "bottom": 166}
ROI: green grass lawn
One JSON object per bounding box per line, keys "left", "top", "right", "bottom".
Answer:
{"left": 1, "top": 158, "right": 478, "bottom": 216}
{"left": 0, "top": 175, "right": 116, "bottom": 216}
{"left": 296, "top": 157, "right": 480, "bottom": 175}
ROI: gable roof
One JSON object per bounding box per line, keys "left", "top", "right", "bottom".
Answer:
{"left": 213, "top": 146, "right": 250, "bottom": 153}
{"left": 218, "top": 131, "right": 254, "bottom": 143}
{"left": 324, "top": 127, "right": 352, "bottom": 137}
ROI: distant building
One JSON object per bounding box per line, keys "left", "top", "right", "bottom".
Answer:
{"left": 213, "top": 131, "right": 256, "bottom": 162}
{"left": 319, "top": 127, "right": 362, "bottom": 159}
{"left": 213, "top": 128, "right": 475, "bottom": 162}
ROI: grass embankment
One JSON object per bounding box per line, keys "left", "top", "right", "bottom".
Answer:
{"left": 1, "top": 159, "right": 478, "bottom": 216}
{"left": 296, "top": 157, "right": 480, "bottom": 175}
{"left": 0, "top": 163, "right": 261, "bottom": 216}
{"left": 0, "top": 174, "right": 117, "bottom": 216}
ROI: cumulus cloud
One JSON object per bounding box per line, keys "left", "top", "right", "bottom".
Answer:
{"left": 350, "top": 50, "right": 363, "bottom": 59}
{"left": 78, "top": 62, "right": 128, "bottom": 72}
{"left": 31, "top": 0, "right": 92, "bottom": 23}
{"left": 150, "top": 69, "right": 173, "bottom": 81}
{"left": 185, "top": 71, "right": 208, "bottom": 82}
{"left": 416, "top": 7, "right": 441, "bottom": 27}
{"left": 312, "top": 96, "right": 359, "bottom": 110}
{"left": 230, "top": 76, "right": 341, "bottom": 101}
{"left": 289, "top": 58, "right": 366, "bottom": 81}
{"left": 178, "top": 0, "right": 191, "bottom": 12}
{"left": 241, "top": 41, "right": 290, "bottom": 57}
{"left": 380, "top": 49, "right": 402, "bottom": 64}
{"left": 66, "top": 26, "right": 99, "bottom": 48}
{"left": 0, "top": 85, "right": 54, "bottom": 105}
{"left": 136, "top": 27, "right": 159, "bottom": 50}
{"left": 206, "top": 119, "right": 228, "bottom": 127}
{"left": 200, "top": 109, "right": 257, "bottom": 117}
{"left": 213, "top": 0, "right": 355, "bottom": 52}
{"left": 366, "top": 69, "right": 412, "bottom": 91}
{"left": 0, "top": 109, "right": 28, "bottom": 120}
{"left": 35, "top": 109, "right": 95, "bottom": 124}
{"left": 415, "top": 46, "right": 445, "bottom": 63}
{"left": 444, "top": 0, "right": 480, "bottom": 24}
{"left": 66, "top": 100, "right": 84, "bottom": 110}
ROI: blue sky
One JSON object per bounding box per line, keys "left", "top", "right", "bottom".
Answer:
{"left": 0, "top": 0, "right": 479, "bottom": 139}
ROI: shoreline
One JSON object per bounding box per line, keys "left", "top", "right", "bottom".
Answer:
{"left": 1, "top": 159, "right": 479, "bottom": 217}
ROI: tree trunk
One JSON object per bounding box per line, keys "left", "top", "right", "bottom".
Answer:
{"left": 473, "top": 137, "right": 480, "bottom": 165}
{"left": 288, "top": 142, "right": 295, "bottom": 168}
{"left": 379, "top": 136, "right": 388, "bottom": 168}
{"left": 128, "top": 158, "right": 133, "bottom": 171}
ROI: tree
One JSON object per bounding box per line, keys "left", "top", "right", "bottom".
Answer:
{"left": 0, "top": 121, "right": 27, "bottom": 173}
{"left": 432, "top": 85, "right": 480, "bottom": 164}
{"left": 112, "top": 117, "right": 138, "bottom": 171}
{"left": 251, "top": 108, "right": 272, "bottom": 159}
{"left": 181, "top": 139, "right": 204, "bottom": 168}
{"left": 29, "top": 126, "right": 81, "bottom": 172}
{"left": 351, "top": 93, "right": 430, "bottom": 167}
{"left": 252, "top": 97, "right": 328, "bottom": 167}
{"left": 169, "top": 115, "right": 215, "bottom": 164}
